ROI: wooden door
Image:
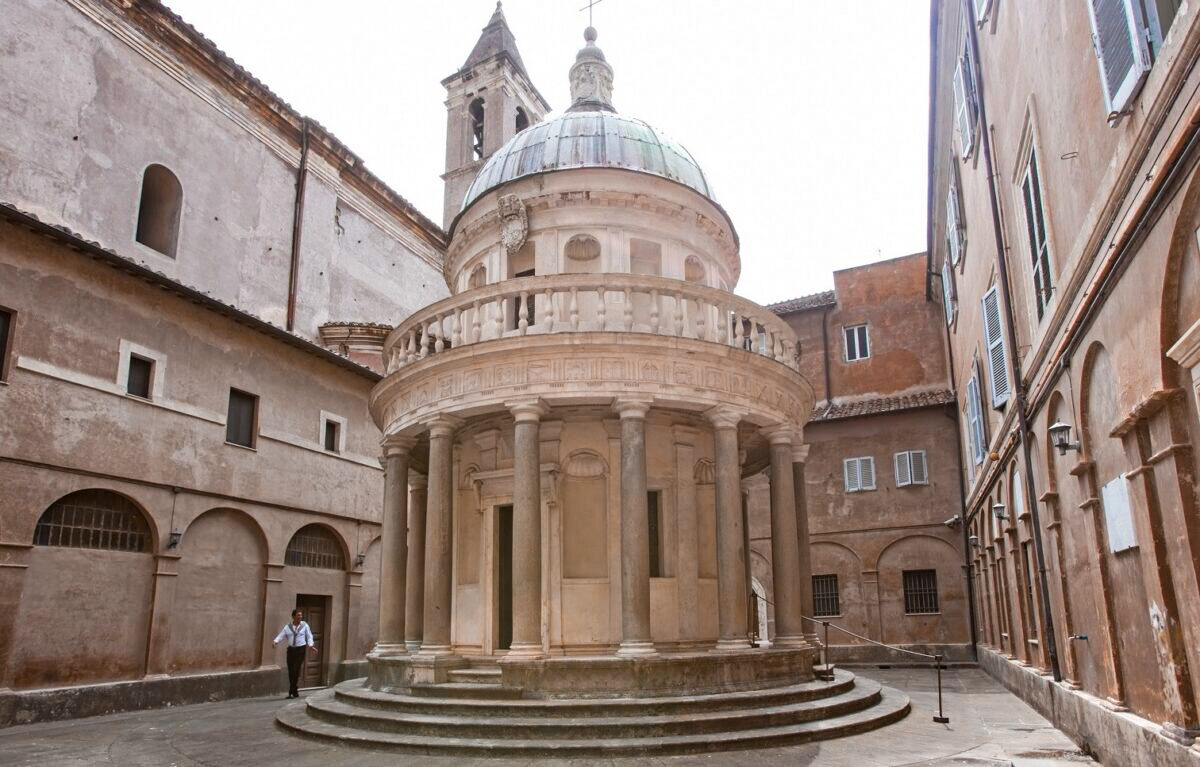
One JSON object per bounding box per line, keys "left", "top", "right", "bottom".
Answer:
{"left": 296, "top": 594, "right": 327, "bottom": 688}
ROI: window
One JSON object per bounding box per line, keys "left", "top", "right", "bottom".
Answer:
{"left": 515, "top": 106, "right": 529, "bottom": 133}
{"left": 126, "top": 355, "right": 153, "bottom": 399}
{"left": 648, "top": 490, "right": 663, "bottom": 578}
{"left": 34, "top": 490, "right": 150, "bottom": 552}
{"left": 843, "top": 456, "right": 876, "bottom": 492}
{"left": 469, "top": 97, "right": 485, "bottom": 160}
{"left": 1085, "top": 0, "right": 1154, "bottom": 118}
{"left": 226, "top": 388, "right": 258, "bottom": 448}
{"left": 981, "top": 286, "right": 1010, "bottom": 407}
{"left": 1021, "top": 541, "right": 1039, "bottom": 639}
{"left": 285, "top": 524, "right": 345, "bottom": 569}
{"left": 903, "top": 569, "right": 940, "bottom": 614}
{"left": 629, "top": 239, "right": 662, "bottom": 276}
{"left": 974, "top": 0, "right": 993, "bottom": 23}
{"left": 0, "top": 306, "right": 13, "bottom": 382}
{"left": 946, "top": 175, "right": 964, "bottom": 266}
{"left": 843, "top": 324, "right": 870, "bottom": 361}
{"left": 894, "top": 450, "right": 929, "bottom": 487}
{"left": 135, "top": 164, "right": 182, "bottom": 258}
{"left": 812, "top": 574, "right": 840, "bottom": 617}
{"left": 941, "top": 258, "right": 957, "bottom": 327}
{"left": 966, "top": 368, "right": 987, "bottom": 466}
{"left": 952, "top": 35, "right": 979, "bottom": 158}
{"left": 323, "top": 420, "right": 340, "bottom": 453}
{"left": 1020, "top": 148, "right": 1054, "bottom": 320}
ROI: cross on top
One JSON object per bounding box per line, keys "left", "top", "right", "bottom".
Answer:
{"left": 579, "top": 0, "right": 604, "bottom": 27}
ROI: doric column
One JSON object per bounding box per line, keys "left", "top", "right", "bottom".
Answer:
{"left": 507, "top": 397, "right": 549, "bottom": 657}
{"left": 763, "top": 425, "right": 806, "bottom": 648}
{"left": 615, "top": 397, "right": 656, "bottom": 656}
{"left": 792, "top": 441, "right": 818, "bottom": 645}
{"left": 420, "top": 415, "right": 462, "bottom": 656}
{"left": 375, "top": 435, "right": 413, "bottom": 655}
{"left": 707, "top": 406, "right": 749, "bottom": 650}
{"left": 404, "top": 473, "right": 428, "bottom": 652}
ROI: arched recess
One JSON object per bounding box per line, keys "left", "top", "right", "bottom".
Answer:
{"left": 135, "top": 163, "right": 182, "bottom": 257}
{"left": 875, "top": 534, "right": 966, "bottom": 646}
{"left": 810, "top": 540, "right": 866, "bottom": 636}
{"left": 171, "top": 507, "right": 267, "bottom": 673}
{"left": 468, "top": 263, "right": 487, "bottom": 290}
{"left": 356, "top": 536, "right": 383, "bottom": 658}
{"left": 1159, "top": 161, "right": 1200, "bottom": 390}
{"left": 469, "top": 97, "right": 485, "bottom": 160}
{"left": 12, "top": 490, "right": 156, "bottom": 688}
{"left": 515, "top": 106, "right": 529, "bottom": 133}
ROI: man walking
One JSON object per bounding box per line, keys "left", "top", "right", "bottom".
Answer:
{"left": 273, "top": 608, "right": 317, "bottom": 699}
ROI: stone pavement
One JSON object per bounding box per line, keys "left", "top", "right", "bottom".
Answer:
{"left": 0, "top": 667, "right": 1095, "bottom": 766}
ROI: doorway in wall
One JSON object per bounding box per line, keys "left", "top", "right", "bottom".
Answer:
{"left": 295, "top": 593, "right": 329, "bottom": 688}
{"left": 497, "top": 505, "right": 514, "bottom": 651}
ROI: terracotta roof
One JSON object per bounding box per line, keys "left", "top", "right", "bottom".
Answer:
{"left": 811, "top": 389, "right": 956, "bottom": 422}
{"left": 767, "top": 290, "right": 836, "bottom": 315}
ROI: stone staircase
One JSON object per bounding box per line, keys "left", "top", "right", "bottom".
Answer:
{"left": 276, "top": 668, "right": 909, "bottom": 757}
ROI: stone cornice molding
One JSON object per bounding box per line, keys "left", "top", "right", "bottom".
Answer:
{"left": 1167, "top": 318, "right": 1200, "bottom": 367}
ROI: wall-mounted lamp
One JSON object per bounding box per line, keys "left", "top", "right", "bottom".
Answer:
{"left": 991, "top": 502, "right": 1008, "bottom": 521}
{"left": 354, "top": 552, "right": 366, "bottom": 569}
{"left": 969, "top": 535, "right": 980, "bottom": 548}
{"left": 167, "top": 529, "right": 182, "bottom": 549}
{"left": 1049, "top": 421, "right": 1081, "bottom": 456}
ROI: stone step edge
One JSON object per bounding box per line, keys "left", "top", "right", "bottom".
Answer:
{"left": 276, "top": 685, "right": 911, "bottom": 756}
{"left": 306, "top": 680, "right": 882, "bottom": 734}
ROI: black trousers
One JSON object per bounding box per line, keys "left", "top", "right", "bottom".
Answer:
{"left": 286, "top": 646, "right": 306, "bottom": 696}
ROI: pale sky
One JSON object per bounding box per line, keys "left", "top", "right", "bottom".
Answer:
{"left": 163, "top": 1, "right": 930, "bottom": 305}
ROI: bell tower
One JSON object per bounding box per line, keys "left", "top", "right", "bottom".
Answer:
{"left": 441, "top": 2, "right": 549, "bottom": 228}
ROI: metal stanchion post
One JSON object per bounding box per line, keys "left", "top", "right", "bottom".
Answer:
{"left": 932, "top": 654, "right": 949, "bottom": 724}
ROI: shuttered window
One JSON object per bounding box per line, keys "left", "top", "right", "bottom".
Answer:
{"left": 1085, "top": 0, "right": 1151, "bottom": 118}
{"left": 844, "top": 456, "right": 876, "bottom": 492}
{"left": 895, "top": 451, "right": 929, "bottom": 487}
{"left": 844, "top": 324, "right": 870, "bottom": 361}
{"left": 946, "top": 179, "right": 964, "bottom": 266}
{"left": 981, "top": 286, "right": 1010, "bottom": 408}
{"left": 966, "top": 374, "right": 986, "bottom": 466}
{"left": 952, "top": 41, "right": 978, "bottom": 158}
{"left": 975, "top": 0, "right": 993, "bottom": 23}
{"left": 1020, "top": 147, "right": 1054, "bottom": 319}
{"left": 941, "top": 258, "right": 957, "bottom": 326}
{"left": 813, "top": 575, "right": 840, "bottom": 617}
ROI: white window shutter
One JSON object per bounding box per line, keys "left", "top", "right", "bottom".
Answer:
{"left": 911, "top": 451, "right": 929, "bottom": 484}
{"left": 844, "top": 458, "right": 860, "bottom": 492}
{"left": 861, "top": 457, "right": 876, "bottom": 490}
{"left": 1086, "top": 0, "right": 1151, "bottom": 118}
{"left": 967, "top": 376, "right": 985, "bottom": 465}
{"left": 981, "top": 287, "right": 1010, "bottom": 407}
{"left": 941, "top": 259, "right": 955, "bottom": 326}
{"left": 895, "top": 452, "right": 912, "bottom": 487}
{"left": 946, "top": 188, "right": 961, "bottom": 267}
{"left": 952, "top": 59, "right": 974, "bottom": 158}
{"left": 975, "top": 0, "right": 992, "bottom": 22}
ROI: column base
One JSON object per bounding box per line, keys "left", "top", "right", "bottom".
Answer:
{"left": 1161, "top": 721, "right": 1200, "bottom": 746}
{"left": 416, "top": 643, "right": 455, "bottom": 658}
{"left": 771, "top": 635, "right": 811, "bottom": 650}
{"left": 504, "top": 642, "right": 545, "bottom": 659}
{"left": 371, "top": 642, "right": 409, "bottom": 657}
{"left": 616, "top": 640, "right": 658, "bottom": 657}
{"left": 712, "top": 637, "right": 753, "bottom": 652}
{"left": 404, "top": 639, "right": 422, "bottom": 652}
{"left": 802, "top": 632, "right": 821, "bottom": 647}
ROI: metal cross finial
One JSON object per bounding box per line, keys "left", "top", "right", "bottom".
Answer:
{"left": 579, "top": 0, "right": 604, "bottom": 27}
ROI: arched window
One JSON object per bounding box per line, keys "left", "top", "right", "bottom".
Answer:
{"left": 285, "top": 524, "right": 345, "bottom": 569}
{"left": 515, "top": 107, "right": 529, "bottom": 133}
{"left": 468, "top": 263, "right": 487, "bottom": 290}
{"left": 34, "top": 489, "right": 151, "bottom": 552}
{"left": 135, "top": 164, "right": 182, "bottom": 258}
{"left": 469, "top": 98, "right": 486, "bottom": 160}
{"left": 684, "top": 255, "right": 706, "bottom": 284}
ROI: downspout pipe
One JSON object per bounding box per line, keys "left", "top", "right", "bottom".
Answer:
{"left": 287, "top": 117, "right": 311, "bottom": 333}
{"left": 964, "top": 0, "right": 1062, "bottom": 682}
{"left": 820, "top": 304, "right": 833, "bottom": 407}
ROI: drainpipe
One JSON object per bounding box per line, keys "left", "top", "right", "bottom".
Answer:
{"left": 964, "top": 0, "right": 1062, "bottom": 682}
{"left": 820, "top": 304, "right": 833, "bottom": 407}
{"left": 287, "top": 117, "right": 311, "bottom": 333}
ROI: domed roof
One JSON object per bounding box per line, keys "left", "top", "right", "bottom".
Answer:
{"left": 458, "top": 111, "right": 717, "bottom": 215}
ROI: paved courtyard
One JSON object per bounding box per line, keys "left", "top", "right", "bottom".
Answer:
{"left": 0, "top": 667, "right": 1095, "bottom": 766}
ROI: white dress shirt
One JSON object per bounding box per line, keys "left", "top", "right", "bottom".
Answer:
{"left": 275, "top": 621, "right": 315, "bottom": 648}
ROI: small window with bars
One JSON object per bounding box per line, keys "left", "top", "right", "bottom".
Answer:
{"left": 285, "top": 524, "right": 345, "bottom": 570}
{"left": 894, "top": 450, "right": 929, "bottom": 487}
{"left": 34, "top": 490, "right": 150, "bottom": 552}
{"left": 843, "top": 456, "right": 875, "bottom": 492}
{"left": 903, "top": 569, "right": 940, "bottom": 614}
{"left": 812, "top": 574, "right": 840, "bottom": 617}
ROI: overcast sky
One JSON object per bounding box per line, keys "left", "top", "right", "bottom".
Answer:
{"left": 163, "top": 0, "right": 929, "bottom": 305}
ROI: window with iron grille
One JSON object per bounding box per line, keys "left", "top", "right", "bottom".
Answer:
{"left": 812, "top": 574, "right": 840, "bottom": 617}
{"left": 903, "top": 569, "right": 940, "bottom": 614}
{"left": 34, "top": 490, "right": 150, "bottom": 552}
{"left": 285, "top": 524, "right": 345, "bottom": 569}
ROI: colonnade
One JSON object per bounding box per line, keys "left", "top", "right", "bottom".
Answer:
{"left": 373, "top": 399, "right": 814, "bottom": 659}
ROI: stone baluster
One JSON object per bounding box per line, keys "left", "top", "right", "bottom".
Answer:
{"left": 707, "top": 406, "right": 749, "bottom": 650}
{"left": 615, "top": 397, "right": 657, "bottom": 656}
{"left": 519, "top": 291, "right": 530, "bottom": 334}
{"left": 542, "top": 287, "right": 553, "bottom": 329}
{"left": 494, "top": 297, "right": 504, "bottom": 338}
{"left": 419, "top": 415, "right": 463, "bottom": 657}
{"left": 762, "top": 424, "right": 806, "bottom": 648}
{"left": 673, "top": 292, "right": 683, "bottom": 336}
{"left": 434, "top": 315, "right": 445, "bottom": 354}
{"left": 405, "top": 473, "right": 428, "bottom": 652}
{"left": 650, "top": 289, "right": 660, "bottom": 333}
{"left": 406, "top": 330, "right": 417, "bottom": 363}
{"left": 505, "top": 398, "right": 549, "bottom": 657}
{"left": 597, "top": 288, "right": 607, "bottom": 329}
{"left": 623, "top": 288, "right": 633, "bottom": 330}
{"left": 734, "top": 313, "right": 744, "bottom": 348}
{"left": 570, "top": 287, "right": 580, "bottom": 330}
{"left": 696, "top": 299, "right": 707, "bottom": 340}
{"left": 375, "top": 435, "right": 414, "bottom": 656}
{"left": 718, "top": 306, "right": 729, "bottom": 344}
{"left": 418, "top": 323, "right": 429, "bottom": 359}
{"left": 451, "top": 309, "right": 462, "bottom": 347}
{"left": 471, "top": 299, "right": 482, "bottom": 344}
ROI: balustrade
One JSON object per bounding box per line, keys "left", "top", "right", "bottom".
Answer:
{"left": 384, "top": 274, "right": 800, "bottom": 374}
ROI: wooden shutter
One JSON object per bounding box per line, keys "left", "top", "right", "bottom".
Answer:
{"left": 1086, "top": 0, "right": 1151, "bottom": 117}
{"left": 895, "top": 452, "right": 912, "bottom": 487}
{"left": 967, "top": 376, "right": 985, "bottom": 465}
{"left": 844, "top": 458, "right": 861, "bottom": 492}
{"left": 942, "top": 258, "right": 956, "bottom": 326}
{"left": 911, "top": 451, "right": 929, "bottom": 484}
{"left": 860, "top": 457, "right": 876, "bottom": 490}
{"left": 981, "top": 286, "right": 1010, "bottom": 407}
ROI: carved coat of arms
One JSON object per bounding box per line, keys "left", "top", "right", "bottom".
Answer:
{"left": 498, "top": 194, "right": 527, "bottom": 255}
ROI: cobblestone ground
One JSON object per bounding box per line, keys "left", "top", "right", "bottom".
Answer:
{"left": 0, "top": 667, "right": 1095, "bottom": 767}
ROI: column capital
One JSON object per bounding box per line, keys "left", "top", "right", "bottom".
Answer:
{"left": 760, "top": 423, "right": 795, "bottom": 446}
{"left": 409, "top": 473, "right": 428, "bottom": 490}
{"left": 791, "top": 443, "right": 811, "bottom": 463}
{"left": 704, "top": 405, "right": 744, "bottom": 431}
{"left": 506, "top": 397, "right": 550, "bottom": 423}
{"left": 381, "top": 434, "right": 417, "bottom": 458}
{"left": 613, "top": 396, "right": 653, "bottom": 420}
{"left": 423, "top": 414, "right": 464, "bottom": 438}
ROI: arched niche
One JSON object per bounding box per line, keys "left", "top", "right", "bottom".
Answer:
{"left": 135, "top": 163, "right": 182, "bottom": 257}
{"left": 563, "top": 234, "right": 601, "bottom": 274}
